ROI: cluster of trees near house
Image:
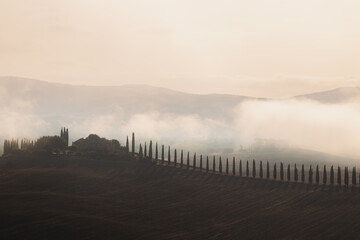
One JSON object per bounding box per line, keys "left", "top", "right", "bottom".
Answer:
{"left": 2, "top": 128, "right": 127, "bottom": 158}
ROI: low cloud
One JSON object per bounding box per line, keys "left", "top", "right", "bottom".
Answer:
{"left": 233, "top": 99, "right": 360, "bottom": 158}
{"left": 1, "top": 88, "right": 360, "bottom": 161}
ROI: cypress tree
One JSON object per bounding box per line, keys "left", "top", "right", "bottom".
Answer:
{"left": 193, "top": 153, "right": 196, "bottom": 170}
{"left": 259, "top": 161, "right": 263, "bottom": 178}
{"left": 187, "top": 152, "right": 190, "bottom": 170}
{"left": 206, "top": 156, "right": 209, "bottom": 173}
{"left": 287, "top": 164, "right": 290, "bottom": 181}
{"left": 239, "top": 160, "right": 242, "bottom": 177}
{"left": 144, "top": 142, "right": 147, "bottom": 158}
{"left": 126, "top": 136, "right": 129, "bottom": 152}
{"left": 323, "top": 165, "right": 327, "bottom": 185}
{"left": 161, "top": 145, "right": 165, "bottom": 164}
{"left": 219, "top": 157, "right": 222, "bottom": 174}
{"left": 266, "top": 161, "right": 270, "bottom": 179}
{"left": 309, "top": 165, "right": 313, "bottom": 184}
{"left": 345, "top": 167, "right": 349, "bottom": 187}
{"left": 330, "top": 165, "right": 334, "bottom": 185}
{"left": 280, "top": 162, "right": 284, "bottom": 181}
{"left": 226, "top": 158, "right": 229, "bottom": 175}
{"left": 316, "top": 165, "right": 319, "bottom": 184}
{"left": 233, "top": 157, "right": 236, "bottom": 176}
{"left": 294, "top": 164, "right": 298, "bottom": 182}
{"left": 131, "top": 133, "right": 135, "bottom": 159}
{"left": 139, "top": 144, "right": 143, "bottom": 159}
{"left": 168, "top": 146, "right": 171, "bottom": 165}
{"left": 352, "top": 167, "right": 356, "bottom": 186}
{"left": 149, "top": 141, "right": 153, "bottom": 160}
{"left": 174, "top": 149, "right": 177, "bottom": 166}
{"left": 301, "top": 164, "right": 305, "bottom": 183}
{"left": 155, "top": 142, "right": 158, "bottom": 162}
{"left": 337, "top": 166, "right": 341, "bottom": 185}
{"left": 252, "top": 160, "right": 256, "bottom": 178}
{"left": 273, "top": 163, "right": 277, "bottom": 180}
{"left": 180, "top": 150, "right": 184, "bottom": 168}
{"left": 246, "top": 160, "right": 249, "bottom": 177}
{"left": 200, "top": 155, "right": 203, "bottom": 171}
{"left": 3, "top": 140, "right": 7, "bottom": 154}
{"left": 213, "top": 156, "right": 216, "bottom": 173}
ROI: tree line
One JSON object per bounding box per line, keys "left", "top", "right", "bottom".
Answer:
{"left": 127, "top": 133, "right": 359, "bottom": 187}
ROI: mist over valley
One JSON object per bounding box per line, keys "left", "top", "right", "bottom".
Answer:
{"left": 1, "top": 76, "right": 359, "bottom": 166}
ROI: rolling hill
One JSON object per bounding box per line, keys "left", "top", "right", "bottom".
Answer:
{"left": 0, "top": 154, "right": 360, "bottom": 239}
{"left": 295, "top": 87, "right": 360, "bottom": 103}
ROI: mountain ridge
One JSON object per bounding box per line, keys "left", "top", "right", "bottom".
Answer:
{"left": 2, "top": 76, "right": 359, "bottom": 101}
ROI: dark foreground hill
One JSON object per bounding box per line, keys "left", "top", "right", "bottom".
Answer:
{"left": 1, "top": 155, "right": 360, "bottom": 239}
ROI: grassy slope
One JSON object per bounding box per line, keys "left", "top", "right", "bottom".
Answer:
{"left": 0, "top": 155, "right": 360, "bottom": 240}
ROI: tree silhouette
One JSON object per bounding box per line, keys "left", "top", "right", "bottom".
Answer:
{"left": 139, "top": 144, "right": 143, "bottom": 159}
{"left": 149, "top": 141, "right": 153, "bottom": 161}
{"left": 213, "top": 156, "right": 216, "bottom": 173}
{"left": 60, "top": 127, "right": 69, "bottom": 146}
{"left": 131, "top": 133, "right": 135, "bottom": 159}
{"left": 180, "top": 150, "right": 184, "bottom": 168}
{"left": 219, "top": 156, "right": 222, "bottom": 174}
{"left": 174, "top": 149, "right": 177, "bottom": 166}
{"left": 187, "top": 152, "right": 190, "bottom": 170}
{"left": 287, "top": 164, "right": 290, "bottom": 181}
{"left": 259, "top": 161, "right": 263, "bottom": 178}
{"left": 144, "top": 142, "right": 147, "bottom": 159}
{"left": 330, "top": 165, "right": 334, "bottom": 185}
{"left": 193, "top": 153, "right": 196, "bottom": 170}
{"left": 352, "top": 167, "right": 356, "bottom": 186}
{"left": 252, "top": 160, "right": 256, "bottom": 178}
{"left": 345, "top": 167, "right": 349, "bottom": 187}
{"left": 226, "top": 158, "right": 229, "bottom": 175}
{"left": 246, "top": 160, "right": 249, "bottom": 177}
{"left": 323, "top": 165, "right": 327, "bottom": 185}
{"left": 20, "top": 138, "right": 33, "bottom": 151}
{"left": 273, "top": 163, "right": 277, "bottom": 180}
{"left": 233, "top": 157, "right": 236, "bottom": 176}
{"left": 200, "top": 155, "right": 203, "bottom": 171}
{"left": 316, "top": 165, "right": 319, "bottom": 184}
{"left": 337, "top": 166, "right": 341, "bottom": 186}
{"left": 294, "top": 164, "right": 298, "bottom": 182}
{"left": 161, "top": 145, "right": 164, "bottom": 164}
{"left": 126, "top": 136, "right": 129, "bottom": 153}
{"left": 280, "top": 162, "right": 284, "bottom": 181}
{"left": 266, "top": 161, "right": 270, "bottom": 179}
{"left": 309, "top": 165, "right": 313, "bottom": 184}
{"left": 301, "top": 164, "right": 305, "bottom": 183}
{"left": 239, "top": 160, "right": 242, "bottom": 177}
{"left": 155, "top": 142, "right": 158, "bottom": 163}
{"left": 168, "top": 146, "right": 171, "bottom": 165}
{"left": 206, "top": 156, "right": 209, "bottom": 173}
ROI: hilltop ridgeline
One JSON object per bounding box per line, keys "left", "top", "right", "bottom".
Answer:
{"left": 2, "top": 129, "right": 360, "bottom": 189}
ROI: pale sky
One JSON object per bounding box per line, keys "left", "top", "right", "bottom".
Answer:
{"left": 0, "top": 0, "right": 359, "bottom": 97}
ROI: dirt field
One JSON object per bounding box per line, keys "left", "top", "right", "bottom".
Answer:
{"left": 0, "top": 155, "right": 360, "bottom": 239}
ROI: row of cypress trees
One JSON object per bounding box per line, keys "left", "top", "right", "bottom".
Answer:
{"left": 3, "top": 138, "right": 35, "bottom": 154}
{"left": 126, "top": 134, "right": 358, "bottom": 186}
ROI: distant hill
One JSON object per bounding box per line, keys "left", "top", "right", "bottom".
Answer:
{"left": 0, "top": 76, "right": 257, "bottom": 121}
{"left": 295, "top": 87, "right": 360, "bottom": 104}
{"left": 1, "top": 76, "right": 359, "bottom": 164}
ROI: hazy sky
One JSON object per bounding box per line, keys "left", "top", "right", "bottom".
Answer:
{"left": 0, "top": 0, "right": 359, "bottom": 97}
